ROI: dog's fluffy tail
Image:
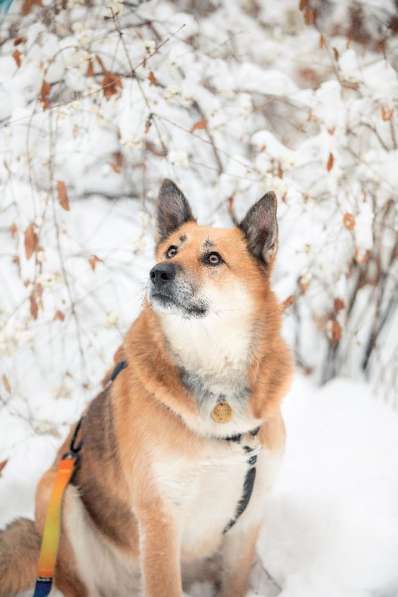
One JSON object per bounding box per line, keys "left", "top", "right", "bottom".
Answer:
{"left": 0, "top": 517, "right": 40, "bottom": 596}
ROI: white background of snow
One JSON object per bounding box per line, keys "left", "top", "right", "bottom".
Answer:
{"left": 1, "top": 0, "right": 398, "bottom": 595}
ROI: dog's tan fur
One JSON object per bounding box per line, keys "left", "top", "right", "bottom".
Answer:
{"left": 0, "top": 180, "right": 292, "bottom": 597}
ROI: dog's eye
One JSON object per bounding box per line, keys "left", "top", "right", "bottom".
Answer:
{"left": 166, "top": 245, "right": 178, "bottom": 259}
{"left": 204, "top": 252, "right": 223, "bottom": 266}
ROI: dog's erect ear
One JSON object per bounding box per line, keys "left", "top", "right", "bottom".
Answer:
{"left": 239, "top": 192, "right": 278, "bottom": 264}
{"left": 157, "top": 179, "right": 195, "bottom": 243}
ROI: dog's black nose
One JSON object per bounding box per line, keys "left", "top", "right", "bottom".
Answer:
{"left": 150, "top": 263, "right": 176, "bottom": 287}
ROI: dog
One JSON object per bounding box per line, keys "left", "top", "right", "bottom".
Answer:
{"left": 0, "top": 179, "right": 293, "bottom": 597}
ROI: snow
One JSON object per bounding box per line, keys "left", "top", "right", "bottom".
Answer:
{"left": 258, "top": 376, "right": 398, "bottom": 597}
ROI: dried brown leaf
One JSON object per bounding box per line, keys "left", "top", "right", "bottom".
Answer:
{"left": 89, "top": 255, "right": 103, "bottom": 271}
{"left": 30, "top": 294, "right": 38, "bottom": 320}
{"left": 111, "top": 151, "right": 123, "bottom": 174}
{"left": 2, "top": 374, "right": 11, "bottom": 394}
{"left": 334, "top": 298, "right": 345, "bottom": 312}
{"left": 21, "top": 0, "right": 42, "bottom": 16}
{"left": 35, "top": 282, "right": 43, "bottom": 301}
{"left": 298, "top": 275, "right": 310, "bottom": 294}
{"left": 0, "top": 459, "right": 8, "bottom": 476}
{"left": 343, "top": 212, "right": 356, "bottom": 231}
{"left": 56, "top": 180, "right": 70, "bottom": 211}
{"left": 327, "top": 319, "right": 342, "bottom": 345}
{"left": 298, "top": 67, "right": 320, "bottom": 86}
{"left": 377, "top": 39, "right": 386, "bottom": 55}
{"left": 102, "top": 72, "right": 122, "bottom": 99}
{"left": 381, "top": 105, "right": 393, "bottom": 121}
{"left": 226, "top": 195, "right": 239, "bottom": 226}
{"left": 148, "top": 71, "right": 158, "bottom": 86}
{"left": 326, "top": 152, "right": 334, "bottom": 172}
{"left": 303, "top": 7, "right": 315, "bottom": 25}
{"left": 9, "top": 223, "right": 18, "bottom": 238}
{"left": 86, "top": 57, "right": 95, "bottom": 77}
{"left": 24, "top": 224, "right": 38, "bottom": 260}
{"left": 191, "top": 119, "right": 207, "bottom": 133}
{"left": 40, "top": 80, "right": 51, "bottom": 110}
{"left": 12, "top": 49, "right": 22, "bottom": 68}
{"left": 282, "top": 295, "right": 295, "bottom": 310}
{"left": 53, "top": 310, "right": 65, "bottom": 322}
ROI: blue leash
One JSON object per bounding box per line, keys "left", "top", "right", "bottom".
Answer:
{"left": 33, "top": 578, "right": 52, "bottom": 597}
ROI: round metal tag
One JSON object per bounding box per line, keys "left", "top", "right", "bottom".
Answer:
{"left": 211, "top": 401, "right": 233, "bottom": 423}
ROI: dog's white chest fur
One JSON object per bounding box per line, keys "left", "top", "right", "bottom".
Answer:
{"left": 160, "top": 306, "right": 262, "bottom": 437}
{"left": 153, "top": 439, "right": 254, "bottom": 560}
{"left": 159, "top": 281, "right": 253, "bottom": 379}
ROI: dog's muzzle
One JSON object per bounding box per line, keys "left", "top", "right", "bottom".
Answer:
{"left": 149, "top": 262, "right": 180, "bottom": 307}
{"left": 149, "top": 262, "right": 207, "bottom": 318}
{"left": 150, "top": 262, "right": 177, "bottom": 290}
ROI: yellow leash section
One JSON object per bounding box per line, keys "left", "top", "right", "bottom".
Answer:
{"left": 33, "top": 455, "right": 76, "bottom": 597}
{"left": 33, "top": 414, "right": 85, "bottom": 597}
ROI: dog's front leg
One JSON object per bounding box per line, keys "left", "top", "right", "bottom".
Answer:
{"left": 138, "top": 502, "right": 183, "bottom": 597}
{"left": 219, "top": 524, "right": 259, "bottom": 597}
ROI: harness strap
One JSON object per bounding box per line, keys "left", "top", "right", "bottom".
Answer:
{"left": 110, "top": 359, "right": 128, "bottom": 382}
{"left": 223, "top": 427, "right": 260, "bottom": 533}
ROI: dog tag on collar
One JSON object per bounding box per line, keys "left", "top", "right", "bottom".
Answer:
{"left": 211, "top": 401, "right": 233, "bottom": 423}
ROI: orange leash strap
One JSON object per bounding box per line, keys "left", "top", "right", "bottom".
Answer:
{"left": 32, "top": 454, "right": 77, "bottom": 597}
{"left": 32, "top": 414, "right": 85, "bottom": 597}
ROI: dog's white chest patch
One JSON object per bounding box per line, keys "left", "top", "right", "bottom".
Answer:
{"left": 152, "top": 438, "right": 259, "bottom": 561}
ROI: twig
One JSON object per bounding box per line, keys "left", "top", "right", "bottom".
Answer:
{"left": 48, "top": 112, "right": 88, "bottom": 382}
{"left": 192, "top": 100, "right": 223, "bottom": 175}
{"left": 390, "top": 118, "right": 397, "bottom": 149}
{"left": 262, "top": 563, "right": 282, "bottom": 593}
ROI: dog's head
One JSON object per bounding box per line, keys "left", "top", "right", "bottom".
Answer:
{"left": 148, "top": 179, "right": 278, "bottom": 322}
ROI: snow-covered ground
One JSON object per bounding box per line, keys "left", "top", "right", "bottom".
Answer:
{"left": 257, "top": 376, "right": 398, "bottom": 597}
{"left": 2, "top": 374, "right": 398, "bottom": 597}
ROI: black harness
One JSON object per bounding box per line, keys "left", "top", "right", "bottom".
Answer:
{"left": 70, "top": 360, "right": 259, "bottom": 534}
{"left": 223, "top": 427, "right": 260, "bottom": 533}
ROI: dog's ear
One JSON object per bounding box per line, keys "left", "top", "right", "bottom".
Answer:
{"left": 157, "top": 179, "right": 195, "bottom": 243}
{"left": 239, "top": 192, "right": 278, "bottom": 264}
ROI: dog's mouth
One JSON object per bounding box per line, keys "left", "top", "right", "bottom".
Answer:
{"left": 151, "top": 290, "right": 207, "bottom": 318}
